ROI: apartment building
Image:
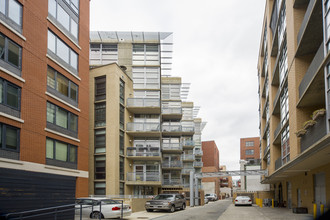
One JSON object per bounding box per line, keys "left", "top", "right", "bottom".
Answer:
{"left": 219, "top": 165, "right": 233, "bottom": 198}
{"left": 89, "top": 31, "right": 204, "bottom": 196}
{"left": 258, "top": 0, "right": 330, "bottom": 213}
{"left": 240, "top": 137, "right": 260, "bottom": 162}
{"left": 0, "top": 0, "right": 89, "bottom": 216}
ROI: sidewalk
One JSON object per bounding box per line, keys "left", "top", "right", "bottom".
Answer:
{"left": 218, "top": 204, "right": 313, "bottom": 220}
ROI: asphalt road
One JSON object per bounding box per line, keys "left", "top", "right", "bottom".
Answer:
{"left": 150, "top": 199, "right": 232, "bottom": 220}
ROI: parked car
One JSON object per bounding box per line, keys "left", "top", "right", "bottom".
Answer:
{"left": 75, "top": 197, "right": 132, "bottom": 219}
{"left": 204, "top": 196, "right": 209, "bottom": 204}
{"left": 145, "top": 194, "right": 186, "bottom": 212}
{"left": 234, "top": 196, "right": 252, "bottom": 206}
{"left": 205, "top": 193, "right": 218, "bottom": 201}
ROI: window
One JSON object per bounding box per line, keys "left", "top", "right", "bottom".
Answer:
{"left": 281, "top": 125, "right": 290, "bottom": 165}
{"left": 47, "top": 30, "right": 78, "bottom": 71}
{"left": 133, "top": 67, "right": 160, "bottom": 89}
{"left": 47, "top": 102, "right": 78, "bottom": 132}
{"left": 119, "top": 182, "right": 124, "bottom": 195}
{"left": 133, "top": 44, "right": 159, "bottom": 65}
{"left": 119, "top": 156, "right": 124, "bottom": 181}
{"left": 245, "top": 141, "right": 254, "bottom": 147}
{"left": 119, "top": 130, "right": 124, "bottom": 155}
{"left": 182, "top": 107, "right": 193, "bottom": 120}
{"left": 278, "top": 2, "right": 286, "bottom": 48}
{"left": 119, "top": 105, "right": 124, "bottom": 130}
{"left": 0, "top": 33, "right": 22, "bottom": 70}
{"left": 119, "top": 79, "right": 124, "bottom": 104}
{"left": 279, "top": 40, "right": 288, "bottom": 86}
{"left": 245, "top": 149, "right": 254, "bottom": 155}
{"left": 95, "top": 102, "right": 106, "bottom": 127}
{"left": 0, "top": 0, "right": 22, "bottom": 29}
{"left": 63, "top": 0, "right": 79, "bottom": 14}
{"left": 48, "top": 0, "right": 79, "bottom": 40}
{"left": 0, "top": 123, "right": 20, "bottom": 152}
{"left": 46, "top": 138, "right": 77, "bottom": 163}
{"left": 47, "top": 66, "right": 78, "bottom": 102}
{"left": 325, "top": 0, "right": 330, "bottom": 52}
{"left": 134, "top": 90, "right": 160, "bottom": 99}
{"left": 0, "top": 78, "right": 21, "bottom": 110}
{"left": 162, "top": 83, "right": 181, "bottom": 100}
{"left": 280, "top": 84, "right": 289, "bottom": 125}
{"left": 94, "top": 129, "right": 105, "bottom": 153}
{"left": 95, "top": 76, "right": 106, "bottom": 101}
{"left": 94, "top": 182, "right": 105, "bottom": 195}
{"left": 95, "top": 155, "right": 105, "bottom": 179}
{"left": 90, "top": 43, "right": 118, "bottom": 65}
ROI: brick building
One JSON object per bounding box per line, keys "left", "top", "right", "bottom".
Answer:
{"left": 240, "top": 137, "right": 260, "bottom": 162}
{"left": 0, "top": 0, "right": 90, "bottom": 216}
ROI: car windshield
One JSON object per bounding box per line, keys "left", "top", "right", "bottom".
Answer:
{"left": 154, "top": 195, "right": 174, "bottom": 200}
{"left": 205, "top": 194, "right": 210, "bottom": 196}
{"left": 101, "top": 200, "right": 121, "bottom": 204}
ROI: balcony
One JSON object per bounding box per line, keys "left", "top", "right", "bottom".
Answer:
{"left": 181, "top": 126, "right": 195, "bottom": 135}
{"left": 126, "top": 98, "right": 160, "bottom": 114}
{"left": 162, "top": 143, "right": 182, "bottom": 153}
{"left": 162, "top": 123, "right": 182, "bottom": 135}
{"left": 296, "top": 0, "right": 323, "bottom": 57}
{"left": 162, "top": 107, "right": 182, "bottom": 120}
{"left": 193, "top": 161, "right": 203, "bottom": 168}
{"left": 181, "top": 168, "right": 195, "bottom": 175}
{"left": 297, "top": 43, "right": 325, "bottom": 108}
{"left": 162, "top": 178, "right": 182, "bottom": 186}
{"left": 182, "top": 140, "right": 195, "bottom": 149}
{"left": 126, "top": 147, "right": 161, "bottom": 161}
{"left": 194, "top": 149, "right": 203, "bottom": 157}
{"left": 182, "top": 154, "right": 195, "bottom": 161}
{"left": 275, "top": 157, "right": 282, "bottom": 170}
{"left": 126, "top": 122, "right": 160, "bottom": 137}
{"left": 126, "top": 172, "right": 161, "bottom": 186}
{"left": 300, "top": 114, "right": 327, "bottom": 153}
{"left": 162, "top": 161, "right": 183, "bottom": 169}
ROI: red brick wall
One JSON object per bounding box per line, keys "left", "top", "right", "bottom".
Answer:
{"left": 202, "top": 140, "right": 219, "bottom": 169}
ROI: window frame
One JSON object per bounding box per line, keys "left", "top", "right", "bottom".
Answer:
{"left": 46, "top": 137, "right": 77, "bottom": 163}
{"left": 0, "top": 33, "right": 22, "bottom": 71}
{"left": 0, "top": 123, "right": 20, "bottom": 152}
{"left": 0, "top": 0, "right": 23, "bottom": 32}
{"left": 94, "top": 102, "right": 106, "bottom": 127}
{"left": 0, "top": 77, "right": 21, "bottom": 110}
{"left": 47, "top": 102, "right": 78, "bottom": 133}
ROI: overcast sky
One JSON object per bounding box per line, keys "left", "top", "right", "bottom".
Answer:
{"left": 90, "top": 0, "right": 266, "bottom": 174}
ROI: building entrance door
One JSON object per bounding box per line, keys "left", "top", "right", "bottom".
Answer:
{"left": 314, "top": 173, "right": 326, "bottom": 217}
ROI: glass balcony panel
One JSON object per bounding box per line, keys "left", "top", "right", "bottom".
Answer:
{"left": 127, "top": 98, "right": 160, "bottom": 108}
{"left": 126, "top": 172, "right": 160, "bottom": 181}
{"left": 162, "top": 143, "right": 182, "bottom": 151}
{"left": 193, "top": 161, "right": 203, "bottom": 167}
{"left": 162, "top": 161, "right": 183, "bottom": 168}
{"left": 162, "top": 178, "right": 181, "bottom": 185}
{"left": 126, "top": 123, "right": 160, "bottom": 132}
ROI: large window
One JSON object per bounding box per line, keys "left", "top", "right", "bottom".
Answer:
{"left": 0, "top": 0, "right": 22, "bottom": 29}
{"left": 182, "top": 107, "right": 193, "bottom": 120}
{"left": 90, "top": 43, "right": 118, "bottom": 65}
{"left": 280, "top": 84, "right": 289, "bottom": 125}
{"left": 95, "top": 76, "right": 106, "bottom": 101}
{"left": 281, "top": 125, "right": 290, "bottom": 165}
{"left": 47, "top": 102, "right": 78, "bottom": 132}
{"left": 47, "top": 30, "right": 78, "bottom": 72}
{"left": 245, "top": 149, "right": 254, "bottom": 155}
{"left": 245, "top": 141, "right": 254, "bottom": 147}
{"left": 47, "top": 66, "right": 78, "bottom": 102}
{"left": 119, "top": 130, "right": 124, "bottom": 155}
{"left": 277, "top": 2, "right": 286, "bottom": 48}
{"left": 162, "top": 84, "right": 181, "bottom": 100}
{"left": 119, "top": 79, "right": 124, "bottom": 105}
{"left": 95, "top": 102, "right": 106, "bottom": 127}
{"left": 95, "top": 155, "right": 105, "bottom": 179}
{"left": 0, "top": 123, "right": 19, "bottom": 152}
{"left": 63, "top": 0, "right": 79, "bottom": 14}
{"left": 46, "top": 138, "right": 77, "bottom": 163}
{"left": 0, "top": 33, "right": 22, "bottom": 70}
{"left": 94, "top": 182, "right": 105, "bottom": 195}
{"left": 48, "top": 0, "right": 79, "bottom": 40}
{"left": 119, "top": 156, "right": 124, "bottom": 181}
{"left": 132, "top": 67, "right": 160, "bottom": 89}
{"left": 0, "top": 78, "right": 20, "bottom": 110}
{"left": 279, "top": 41, "right": 288, "bottom": 86}
{"left": 133, "top": 44, "right": 159, "bottom": 65}
{"left": 94, "top": 129, "right": 105, "bottom": 153}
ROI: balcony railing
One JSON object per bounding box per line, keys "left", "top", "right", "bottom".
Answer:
{"left": 182, "top": 140, "right": 194, "bottom": 147}
{"left": 182, "top": 154, "right": 195, "bottom": 161}
{"left": 162, "top": 178, "right": 182, "bottom": 186}
{"left": 127, "top": 98, "right": 160, "bottom": 108}
{"left": 182, "top": 168, "right": 195, "bottom": 175}
{"left": 182, "top": 127, "right": 194, "bottom": 133}
{"left": 162, "top": 108, "right": 182, "bottom": 115}
{"left": 126, "top": 122, "right": 160, "bottom": 132}
{"left": 194, "top": 150, "right": 203, "bottom": 156}
{"left": 126, "top": 172, "right": 160, "bottom": 182}
{"left": 126, "top": 147, "right": 161, "bottom": 157}
{"left": 162, "top": 143, "right": 182, "bottom": 151}
{"left": 193, "top": 161, "right": 203, "bottom": 167}
{"left": 162, "top": 123, "right": 182, "bottom": 132}
{"left": 162, "top": 161, "right": 183, "bottom": 169}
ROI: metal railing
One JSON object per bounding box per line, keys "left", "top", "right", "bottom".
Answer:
{"left": 162, "top": 161, "right": 183, "bottom": 168}
{"left": 162, "top": 178, "right": 182, "bottom": 185}
{"left": 126, "top": 148, "right": 160, "bottom": 157}
{"left": 182, "top": 126, "right": 195, "bottom": 133}
{"left": 126, "top": 98, "right": 160, "bottom": 108}
{"left": 126, "top": 122, "right": 160, "bottom": 132}
{"left": 193, "top": 161, "right": 203, "bottom": 167}
{"left": 162, "top": 143, "right": 182, "bottom": 151}
{"left": 182, "top": 154, "right": 195, "bottom": 160}
{"left": 162, "top": 124, "right": 182, "bottom": 132}
{"left": 162, "top": 108, "right": 182, "bottom": 115}
{"left": 126, "top": 172, "right": 161, "bottom": 182}
{"left": 182, "top": 140, "right": 194, "bottom": 146}
{"left": 194, "top": 150, "right": 203, "bottom": 156}
{"left": 182, "top": 168, "right": 195, "bottom": 175}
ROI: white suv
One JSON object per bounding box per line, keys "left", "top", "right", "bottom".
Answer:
{"left": 205, "top": 193, "right": 218, "bottom": 201}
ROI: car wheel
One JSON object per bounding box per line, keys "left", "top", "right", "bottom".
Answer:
{"left": 169, "top": 205, "right": 175, "bottom": 213}
{"left": 181, "top": 203, "right": 186, "bottom": 210}
{"left": 146, "top": 209, "right": 153, "bottom": 212}
{"left": 91, "top": 211, "right": 103, "bottom": 219}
